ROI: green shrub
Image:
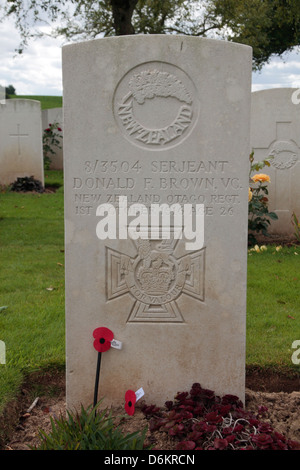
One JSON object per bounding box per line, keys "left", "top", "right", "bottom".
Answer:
{"left": 248, "top": 152, "right": 278, "bottom": 245}
{"left": 32, "top": 402, "right": 150, "bottom": 450}
{"left": 10, "top": 176, "right": 44, "bottom": 193}
{"left": 43, "top": 122, "right": 63, "bottom": 170}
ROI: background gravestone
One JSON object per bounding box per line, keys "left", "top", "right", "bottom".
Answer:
{"left": 42, "top": 107, "right": 63, "bottom": 170}
{"left": 251, "top": 88, "right": 300, "bottom": 237}
{"left": 63, "top": 35, "right": 252, "bottom": 411}
{"left": 0, "top": 99, "right": 44, "bottom": 186}
{"left": 0, "top": 85, "right": 5, "bottom": 103}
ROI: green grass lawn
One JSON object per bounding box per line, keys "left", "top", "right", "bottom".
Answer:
{"left": 9, "top": 95, "right": 62, "bottom": 110}
{"left": 0, "top": 171, "right": 65, "bottom": 413}
{"left": 0, "top": 175, "right": 299, "bottom": 416}
{"left": 247, "top": 245, "right": 300, "bottom": 370}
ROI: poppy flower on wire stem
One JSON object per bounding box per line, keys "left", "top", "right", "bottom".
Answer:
{"left": 93, "top": 327, "right": 114, "bottom": 353}
{"left": 125, "top": 390, "right": 137, "bottom": 416}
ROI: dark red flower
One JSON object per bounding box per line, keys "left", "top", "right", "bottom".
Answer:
{"left": 233, "top": 423, "right": 244, "bottom": 433}
{"left": 214, "top": 438, "right": 229, "bottom": 450}
{"left": 271, "top": 440, "right": 288, "bottom": 450}
{"left": 175, "top": 391, "right": 189, "bottom": 402}
{"left": 125, "top": 390, "right": 136, "bottom": 416}
{"left": 93, "top": 327, "right": 114, "bottom": 352}
{"left": 176, "top": 440, "right": 196, "bottom": 450}
{"left": 251, "top": 433, "right": 273, "bottom": 449}
{"left": 225, "top": 434, "right": 236, "bottom": 444}
{"left": 221, "top": 394, "right": 243, "bottom": 407}
{"left": 142, "top": 404, "right": 160, "bottom": 416}
{"left": 258, "top": 423, "right": 273, "bottom": 434}
{"left": 218, "top": 404, "right": 232, "bottom": 416}
{"left": 288, "top": 440, "right": 300, "bottom": 450}
{"left": 57, "top": 127, "right": 62, "bottom": 131}
{"left": 193, "top": 422, "right": 217, "bottom": 433}
{"left": 165, "top": 400, "right": 173, "bottom": 410}
{"left": 258, "top": 405, "right": 268, "bottom": 415}
{"left": 193, "top": 405, "right": 204, "bottom": 415}
{"left": 205, "top": 411, "right": 223, "bottom": 424}
{"left": 248, "top": 417, "right": 260, "bottom": 426}
{"left": 188, "top": 431, "right": 203, "bottom": 441}
{"left": 168, "top": 423, "right": 185, "bottom": 436}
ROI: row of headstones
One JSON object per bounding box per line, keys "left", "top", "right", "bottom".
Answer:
{"left": 0, "top": 89, "right": 299, "bottom": 236}
{"left": 0, "top": 99, "right": 63, "bottom": 188}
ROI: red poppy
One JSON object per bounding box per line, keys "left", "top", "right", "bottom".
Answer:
{"left": 125, "top": 390, "right": 136, "bottom": 416}
{"left": 93, "top": 327, "right": 114, "bottom": 352}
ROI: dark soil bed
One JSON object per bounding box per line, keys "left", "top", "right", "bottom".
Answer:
{"left": 1, "top": 368, "right": 299, "bottom": 451}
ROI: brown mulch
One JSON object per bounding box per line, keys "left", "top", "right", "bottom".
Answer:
{"left": 1, "top": 368, "right": 299, "bottom": 451}
{"left": 250, "top": 234, "right": 300, "bottom": 247}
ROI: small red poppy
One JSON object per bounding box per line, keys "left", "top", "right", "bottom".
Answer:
{"left": 125, "top": 390, "right": 136, "bottom": 416}
{"left": 93, "top": 327, "right": 114, "bottom": 353}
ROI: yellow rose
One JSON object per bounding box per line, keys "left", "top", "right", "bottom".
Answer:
{"left": 251, "top": 174, "right": 270, "bottom": 183}
{"left": 248, "top": 188, "right": 253, "bottom": 202}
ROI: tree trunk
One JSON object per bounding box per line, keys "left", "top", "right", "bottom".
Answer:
{"left": 110, "top": 0, "right": 138, "bottom": 35}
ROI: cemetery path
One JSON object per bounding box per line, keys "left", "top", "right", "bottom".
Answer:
{"left": 2, "top": 369, "right": 300, "bottom": 450}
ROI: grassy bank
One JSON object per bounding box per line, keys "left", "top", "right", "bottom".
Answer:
{"left": 9, "top": 95, "right": 62, "bottom": 110}
{"left": 0, "top": 173, "right": 299, "bottom": 415}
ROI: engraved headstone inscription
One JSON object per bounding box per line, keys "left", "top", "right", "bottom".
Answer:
{"left": 251, "top": 88, "right": 300, "bottom": 237}
{"left": 63, "top": 35, "right": 252, "bottom": 410}
{"left": 0, "top": 99, "right": 44, "bottom": 186}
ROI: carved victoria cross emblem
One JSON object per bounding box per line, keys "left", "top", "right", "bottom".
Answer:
{"left": 106, "top": 238, "right": 205, "bottom": 323}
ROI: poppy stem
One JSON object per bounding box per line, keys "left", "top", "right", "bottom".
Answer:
{"left": 93, "top": 351, "right": 102, "bottom": 410}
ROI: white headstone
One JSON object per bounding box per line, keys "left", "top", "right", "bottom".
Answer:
{"left": 63, "top": 35, "right": 252, "bottom": 411}
{"left": 0, "top": 85, "right": 5, "bottom": 103}
{"left": 0, "top": 99, "right": 44, "bottom": 186}
{"left": 42, "top": 107, "right": 63, "bottom": 170}
{"left": 251, "top": 88, "right": 300, "bottom": 237}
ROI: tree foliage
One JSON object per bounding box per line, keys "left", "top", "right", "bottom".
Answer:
{"left": 213, "top": 0, "right": 300, "bottom": 69}
{"left": 1, "top": 0, "right": 300, "bottom": 69}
